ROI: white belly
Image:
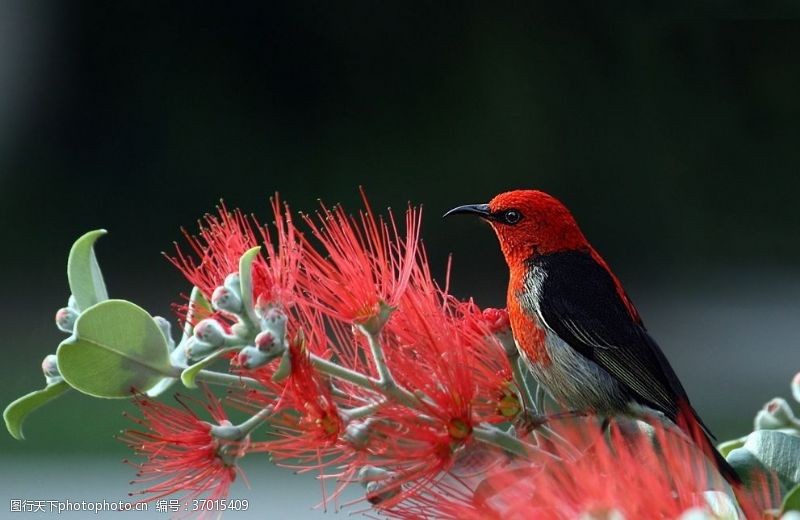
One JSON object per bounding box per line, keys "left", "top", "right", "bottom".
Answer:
{"left": 517, "top": 327, "right": 630, "bottom": 414}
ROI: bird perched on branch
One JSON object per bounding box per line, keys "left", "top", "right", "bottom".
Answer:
{"left": 445, "top": 189, "right": 739, "bottom": 484}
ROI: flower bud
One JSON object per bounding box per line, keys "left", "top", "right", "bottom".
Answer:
{"left": 257, "top": 303, "right": 287, "bottom": 340}
{"left": 153, "top": 316, "right": 175, "bottom": 351}
{"left": 41, "top": 354, "right": 62, "bottom": 384}
{"left": 255, "top": 331, "right": 277, "bottom": 352}
{"left": 236, "top": 346, "right": 280, "bottom": 370}
{"left": 792, "top": 372, "right": 800, "bottom": 404}
{"left": 193, "top": 319, "right": 227, "bottom": 348}
{"left": 365, "top": 480, "right": 399, "bottom": 505}
{"left": 223, "top": 273, "right": 241, "bottom": 294}
{"left": 754, "top": 397, "right": 796, "bottom": 430}
{"left": 357, "top": 465, "right": 392, "bottom": 484}
{"left": 358, "top": 466, "right": 399, "bottom": 505}
{"left": 184, "top": 336, "right": 217, "bottom": 360}
{"left": 212, "top": 286, "right": 243, "bottom": 314}
{"left": 343, "top": 419, "right": 374, "bottom": 449}
{"left": 55, "top": 307, "right": 79, "bottom": 333}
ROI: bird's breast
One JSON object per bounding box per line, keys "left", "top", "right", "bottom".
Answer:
{"left": 508, "top": 270, "right": 551, "bottom": 366}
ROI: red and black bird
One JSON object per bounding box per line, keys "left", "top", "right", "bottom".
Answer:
{"left": 445, "top": 189, "right": 739, "bottom": 483}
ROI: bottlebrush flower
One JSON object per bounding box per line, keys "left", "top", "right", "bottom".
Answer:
{"left": 297, "top": 189, "right": 421, "bottom": 327}
{"left": 247, "top": 330, "right": 361, "bottom": 510}
{"left": 381, "top": 418, "right": 764, "bottom": 520}
{"left": 118, "top": 387, "right": 245, "bottom": 505}
{"left": 167, "top": 196, "right": 302, "bottom": 324}
{"left": 350, "top": 267, "right": 518, "bottom": 509}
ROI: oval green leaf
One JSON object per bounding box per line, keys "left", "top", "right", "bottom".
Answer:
{"left": 67, "top": 229, "right": 109, "bottom": 311}
{"left": 239, "top": 246, "right": 261, "bottom": 324}
{"left": 718, "top": 436, "right": 747, "bottom": 458}
{"left": 4, "top": 381, "right": 70, "bottom": 440}
{"left": 57, "top": 300, "right": 175, "bottom": 398}
{"left": 181, "top": 347, "right": 238, "bottom": 388}
{"left": 731, "top": 430, "right": 800, "bottom": 493}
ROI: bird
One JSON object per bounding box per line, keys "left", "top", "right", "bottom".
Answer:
{"left": 444, "top": 189, "right": 740, "bottom": 484}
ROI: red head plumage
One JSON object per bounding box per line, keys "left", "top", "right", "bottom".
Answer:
{"left": 486, "top": 190, "right": 588, "bottom": 266}
{"left": 445, "top": 190, "right": 588, "bottom": 267}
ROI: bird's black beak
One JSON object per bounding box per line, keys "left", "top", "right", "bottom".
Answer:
{"left": 443, "top": 203, "right": 491, "bottom": 219}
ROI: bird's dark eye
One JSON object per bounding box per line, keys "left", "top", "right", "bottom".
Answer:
{"left": 503, "top": 210, "right": 522, "bottom": 225}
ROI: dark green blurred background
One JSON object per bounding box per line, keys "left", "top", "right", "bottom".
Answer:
{"left": 2, "top": 3, "right": 800, "bottom": 517}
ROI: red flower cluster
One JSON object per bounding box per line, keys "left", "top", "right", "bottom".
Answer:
{"left": 167, "top": 196, "right": 301, "bottom": 326}
{"left": 384, "top": 419, "right": 756, "bottom": 520}
{"left": 119, "top": 388, "right": 244, "bottom": 506}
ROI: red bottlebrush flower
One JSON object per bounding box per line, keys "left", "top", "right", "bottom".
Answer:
{"left": 168, "top": 203, "right": 260, "bottom": 299}
{"left": 247, "top": 332, "right": 361, "bottom": 510}
{"left": 167, "top": 196, "right": 302, "bottom": 321}
{"left": 382, "top": 418, "right": 770, "bottom": 520}
{"left": 297, "top": 189, "right": 422, "bottom": 325}
{"left": 119, "top": 388, "right": 244, "bottom": 505}
{"left": 350, "top": 266, "right": 517, "bottom": 509}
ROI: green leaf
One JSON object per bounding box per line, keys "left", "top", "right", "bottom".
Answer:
{"left": 271, "top": 350, "right": 292, "bottom": 383}
{"left": 67, "top": 229, "right": 109, "bottom": 311}
{"left": 239, "top": 246, "right": 261, "bottom": 324}
{"left": 181, "top": 347, "right": 238, "bottom": 388}
{"left": 729, "top": 430, "right": 800, "bottom": 493}
{"left": 783, "top": 483, "right": 800, "bottom": 513}
{"left": 4, "top": 381, "right": 70, "bottom": 440}
{"left": 718, "top": 437, "right": 747, "bottom": 458}
{"left": 183, "top": 287, "right": 211, "bottom": 339}
{"left": 57, "top": 300, "right": 175, "bottom": 398}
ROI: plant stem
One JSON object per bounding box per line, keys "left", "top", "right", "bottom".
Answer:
{"left": 310, "top": 354, "right": 380, "bottom": 389}
{"left": 194, "top": 369, "right": 262, "bottom": 389}
{"left": 341, "top": 400, "right": 385, "bottom": 422}
{"left": 511, "top": 356, "right": 537, "bottom": 413}
{"left": 473, "top": 423, "right": 560, "bottom": 461}
{"left": 357, "top": 324, "right": 393, "bottom": 385}
{"left": 212, "top": 406, "right": 273, "bottom": 440}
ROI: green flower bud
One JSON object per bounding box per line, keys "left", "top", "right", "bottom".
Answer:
{"left": 184, "top": 337, "right": 217, "bottom": 360}
{"left": 193, "top": 319, "right": 226, "bottom": 347}
{"left": 256, "top": 302, "right": 287, "bottom": 340}
{"left": 212, "top": 286, "right": 243, "bottom": 314}
{"left": 236, "top": 346, "right": 279, "bottom": 369}
{"left": 754, "top": 398, "right": 796, "bottom": 430}
{"left": 223, "top": 273, "right": 241, "bottom": 295}
{"left": 41, "top": 354, "right": 62, "bottom": 384}
{"left": 55, "top": 307, "right": 79, "bottom": 333}
{"left": 153, "top": 316, "right": 175, "bottom": 351}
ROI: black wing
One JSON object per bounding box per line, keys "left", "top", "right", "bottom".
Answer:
{"left": 532, "top": 250, "right": 691, "bottom": 424}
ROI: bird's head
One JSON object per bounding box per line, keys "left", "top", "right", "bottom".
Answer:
{"left": 444, "top": 190, "right": 588, "bottom": 266}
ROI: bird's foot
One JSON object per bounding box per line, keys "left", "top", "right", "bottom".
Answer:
{"left": 515, "top": 409, "right": 589, "bottom": 435}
